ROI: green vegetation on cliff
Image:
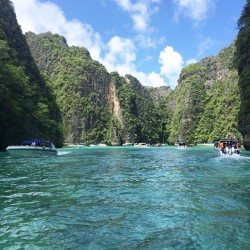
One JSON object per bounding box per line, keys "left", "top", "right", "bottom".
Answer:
{"left": 113, "top": 73, "right": 169, "bottom": 144}
{"left": 0, "top": 0, "right": 63, "bottom": 150}
{"left": 0, "top": 0, "right": 245, "bottom": 149}
{"left": 235, "top": 0, "right": 250, "bottom": 149}
{"left": 26, "top": 32, "right": 170, "bottom": 145}
{"left": 165, "top": 43, "right": 241, "bottom": 144}
{"left": 25, "top": 32, "right": 113, "bottom": 144}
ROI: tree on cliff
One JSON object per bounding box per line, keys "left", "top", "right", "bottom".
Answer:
{"left": 235, "top": 0, "right": 250, "bottom": 149}
{"left": 0, "top": 0, "right": 63, "bottom": 149}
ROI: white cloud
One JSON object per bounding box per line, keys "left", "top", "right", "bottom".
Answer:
{"left": 12, "top": 0, "right": 102, "bottom": 60}
{"left": 159, "top": 46, "right": 184, "bottom": 89}
{"left": 148, "top": 72, "right": 168, "bottom": 87}
{"left": 101, "top": 36, "right": 168, "bottom": 88}
{"left": 186, "top": 58, "right": 197, "bottom": 65}
{"left": 126, "top": 70, "right": 168, "bottom": 88}
{"left": 173, "top": 0, "right": 215, "bottom": 24}
{"left": 12, "top": 0, "right": 63, "bottom": 33}
{"left": 12, "top": 0, "right": 170, "bottom": 88}
{"left": 104, "top": 36, "right": 136, "bottom": 66}
{"left": 114, "top": 0, "right": 160, "bottom": 32}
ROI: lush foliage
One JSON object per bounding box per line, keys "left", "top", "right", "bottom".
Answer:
{"left": 113, "top": 73, "right": 169, "bottom": 144}
{"left": 165, "top": 44, "right": 241, "bottom": 144}
{"left": 234, "top": 0, "right": 250, "bottom": 149}
{"left": 27, "top": 32, "right": 113, "bottom": 144}
{"left": 26, "top": 32, "right": 170, "bottom": 145}
{"left": 0, "top": 0, "right": 63, "bottom": 150}
{"left": 0, "top": 0, "right": 245, "bottom": 149}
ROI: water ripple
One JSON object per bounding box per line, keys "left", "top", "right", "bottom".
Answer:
{"left": 0, "top": 147, "right": 249, "bottom": 249}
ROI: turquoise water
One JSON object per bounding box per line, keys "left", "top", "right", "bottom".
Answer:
{"left": 0, "top": 146, "right": 250, "bottom": 249}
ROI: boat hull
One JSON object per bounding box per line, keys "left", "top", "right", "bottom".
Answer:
{"left": 214, "top": 147, "right": 240, "bottom": 156}
{"left": 6, "top": 146, "right": 58, "bottom": 157}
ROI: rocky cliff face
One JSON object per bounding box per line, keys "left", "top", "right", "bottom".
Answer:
{"left": 0, "top": 0, "right": 63, "bottom": 149}
{"left": 107, "top": 80, "right": 124, "bottom": 145}
{"left": 1, "top": 1, "right": 246, "bottom": 149}
{"left": 234, "top": 1, "right": 250, "bottom": 150}
{"left": 165, "top": 42, "right": 241, "bottom": 144}
{"left": 25, "top": 31, "right": 243, "bottom": 147}
{"left": 108, "top": 81, "right": 123, "bottom": 125}
{"left": 147, "top": 86, "right": 172, "bottom": 104}
{"left": 26, "top": 32, "right": 111, "bottom": 144}
{"left": 26, "top": 32, "right": 167, "bottom": 145}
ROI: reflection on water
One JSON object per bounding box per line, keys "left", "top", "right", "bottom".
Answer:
{"left": 0, "top": 146, "right": 250, "bottom": 249}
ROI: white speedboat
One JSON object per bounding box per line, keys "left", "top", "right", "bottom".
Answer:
{"left": 6, "top": 139, "right": 58, "bottom": 157}
{"left": 177, "top": 142, "right": 186, "bottom": 149}
{"left": 134, "top": 143, "right": 148, "bottom": 147}
{"left": 214, "top": 139, "right": 241, "bottom": 156}
{"left": 122, "top": 143, "right": 134, "bottom": 146}
{"left": 67, "top": 143, "right": 87, "bottom": 148}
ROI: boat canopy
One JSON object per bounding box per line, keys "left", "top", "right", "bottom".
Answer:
{"left": 21, "top": 139, "right": 48, "bottom": 146}
{"left": 217, "top": 139, "right": 239, "bottom": 144}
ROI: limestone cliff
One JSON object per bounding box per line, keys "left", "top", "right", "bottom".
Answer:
{"left": 234, "top": 0, "right": 250, "bottom": 150}
{"left": 0, "top": 0, "right": 63, "bottom": 149}
{"left": 165, "top": 42, "right": 241, "bottom": 144}
{"left": 25, "top": 31, "right": 244, "bottom": 147}
{"left": 26, "top": 32, "right": 111, "bottom": 144}
{"left": 1, "top": 0, "right": 246, "bottom": 149}
{"left": 26, "top": 33, "right": 167, "bottom": 145}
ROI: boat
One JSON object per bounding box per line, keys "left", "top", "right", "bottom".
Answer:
{"left": 134, "top": 143, "right": 148, "bottom": 147}
{"left": 6, "top": 139, "right": 58, "bottom": 157}
{"left": 177, "top": 142, "right": 186, "bottom": 149}
{"left": 67, "top": 143, "right": 87, "bottom": 148}
{"left": 214, "top": 139, "right": 241, "bottom": 156}
{"left": 122, "top": 142, "right": 134, "bottom": 146}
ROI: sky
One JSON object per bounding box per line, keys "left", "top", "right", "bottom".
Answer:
{"left": 11, "top": 0, "right": 246, "bottom": 89}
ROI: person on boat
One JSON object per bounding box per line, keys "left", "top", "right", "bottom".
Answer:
{"left": 235, "top": 147, "right": 240, "bottom": 154}
{"left": 225, "top": 142, "right": 228, "bottom": 154}
{"left": 219, "top": 141, "right": 225, "bottom": 155}
{"left": 231, "top": 144, "right": 236, "bottom": 154}
{"left": 227, "top": 143, "right": 232, "bottom": 155}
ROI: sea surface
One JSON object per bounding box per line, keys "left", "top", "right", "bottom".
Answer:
{"left": 0, "top": 146, "right": 250, "bottom": 249}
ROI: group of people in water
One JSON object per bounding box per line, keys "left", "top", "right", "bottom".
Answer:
{"left": 214, "top": 140, "right": 241, "bottom": 155}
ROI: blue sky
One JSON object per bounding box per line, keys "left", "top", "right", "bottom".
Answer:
{"left": 12, "top": 0, "right": 246, "bottom": 89}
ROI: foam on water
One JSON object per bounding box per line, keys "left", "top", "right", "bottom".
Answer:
{"left": 57, "top": 150, "right": 71, "bottom": 156}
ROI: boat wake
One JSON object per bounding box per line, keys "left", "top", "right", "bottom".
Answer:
{"left": 214, "top": 153, "right": 250, "bottom": 162}
{"left": 57, "top": 151, "right": 71, "bottom": 156}
{"left": 220, "top": 154, "right": 241, "bottom": 158}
